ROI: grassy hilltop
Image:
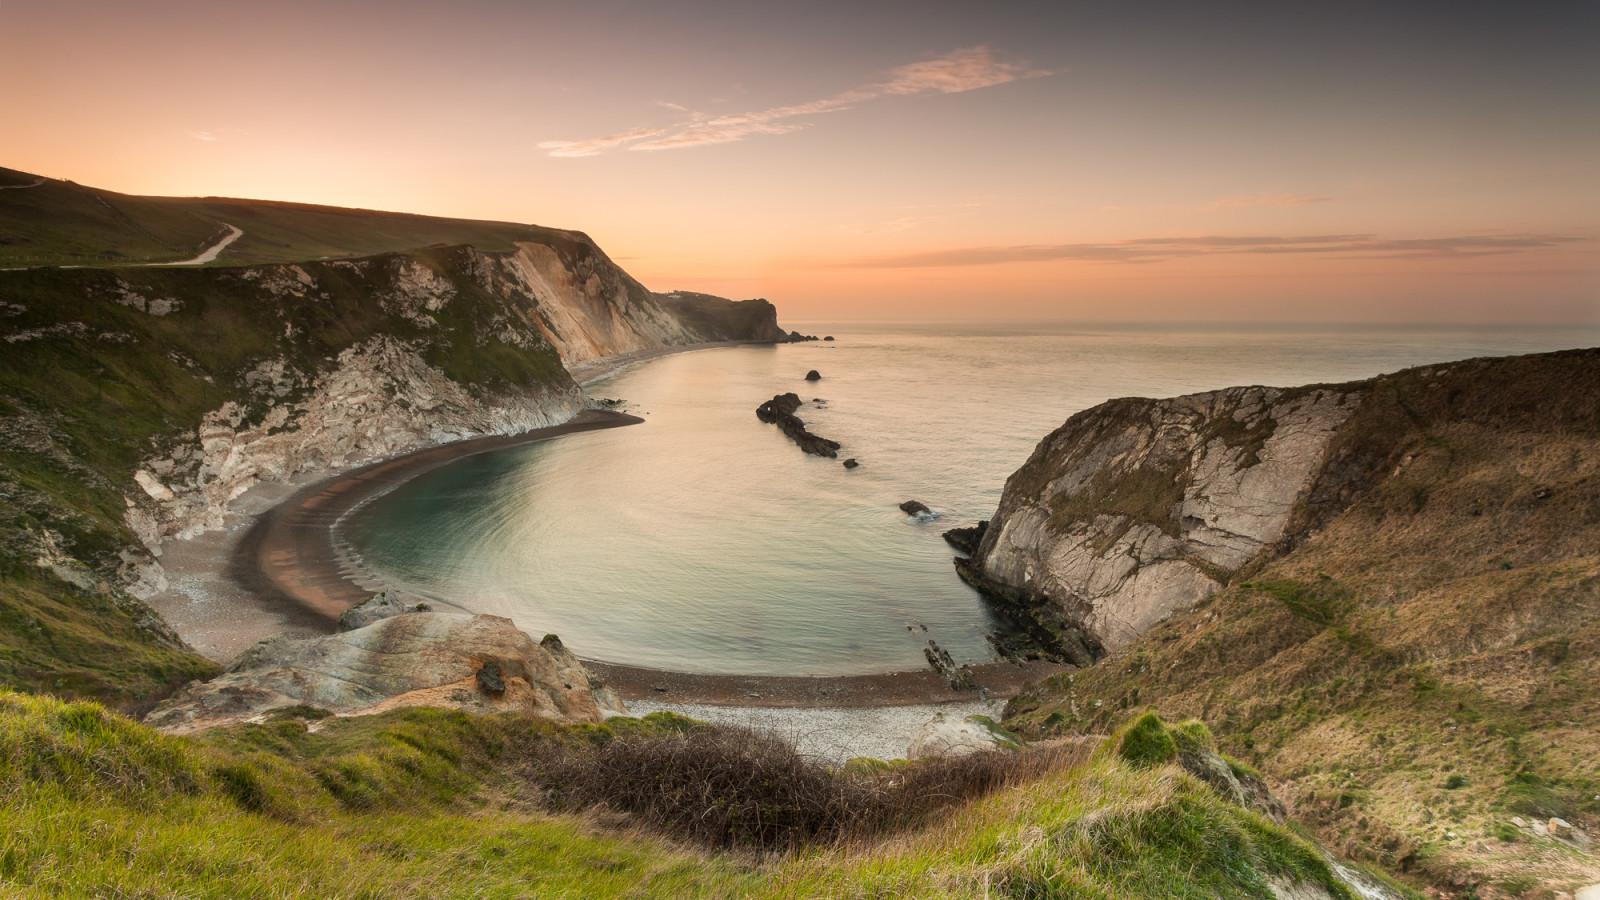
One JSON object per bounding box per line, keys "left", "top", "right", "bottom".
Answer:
{"left": 0, "top": 165, "right": 583, "bottom": 268}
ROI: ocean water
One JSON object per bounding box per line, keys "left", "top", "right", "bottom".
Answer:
{"left": 341, "top": 322, "right": 1598, "bottom": 676}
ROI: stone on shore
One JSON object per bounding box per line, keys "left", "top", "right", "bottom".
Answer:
{"left": 907, "top": 712, "right": 1020, "bottom": 759}
{"left": 145, "top": 612, "right": 625, "bottom": 734}
{"left": 337, "top": 590, "right": 431, "bottom": 631}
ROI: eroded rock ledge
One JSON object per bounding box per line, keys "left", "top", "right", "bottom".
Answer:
{"left": 756, "top": 392, "right": 841, "bottom": 457}
{"left": 146, "top": 612, "right": 624, "bottom": 734}
{"left": 963, "top": 383, "right": 1365, "bottom": 655}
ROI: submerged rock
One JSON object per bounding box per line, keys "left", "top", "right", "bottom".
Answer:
{"left": 146, "top": 613, "right": 625, "bottom": 734}
{"left": 804, "top": 369, "right": 822, "bottom": 381}
{"left": 899, "top": 500, "right": 933, "bottom": 517}
{"left": 842, "top": 458, "right": 859, "bottom": 469}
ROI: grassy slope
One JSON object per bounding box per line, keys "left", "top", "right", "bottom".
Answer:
{"left": 0, "top": 691, "right": 1383, "bottom": 900}
{"left": 0, "top": 248, "right": 570, "bottom": 704}
{"left": 1002, "top": 350, "right": 1600, "bottom": 896}
{"left": 0, "top": 165, "right": 584, "bottom": 268}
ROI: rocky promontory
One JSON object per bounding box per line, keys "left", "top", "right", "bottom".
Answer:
{"left": 146, "top": 612, "right": 625, "bottom": 734}
{"left": 960, "top": 348, "right": 1600, "bottom": 660}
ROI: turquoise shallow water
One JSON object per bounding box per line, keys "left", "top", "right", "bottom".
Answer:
{"left": 341, "top": 323, "right": 1599, "bottom": 675}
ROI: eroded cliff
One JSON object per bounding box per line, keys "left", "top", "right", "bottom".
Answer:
{"left": 964, "top": 383, "right": 1363, "bottom": 654}
{"left": 0, "top": 231, "right": 790, "bottom": 701}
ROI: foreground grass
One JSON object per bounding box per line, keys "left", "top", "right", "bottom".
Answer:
{"left": 0, "top": 691, "right": 1379, "bottom": 899}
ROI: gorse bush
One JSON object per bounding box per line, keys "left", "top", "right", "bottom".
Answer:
{"left": 526, "top": 720, "right": 1090, "bottom": 851}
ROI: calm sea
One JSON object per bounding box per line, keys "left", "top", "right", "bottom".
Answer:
{"left": 341, "top": 323, "right": 1599, "bottom": 676}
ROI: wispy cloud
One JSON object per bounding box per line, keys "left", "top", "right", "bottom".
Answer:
{"left": 839, "top": 215, "right": 947, "bottom": 236}
{"left": 537, "top": 127, "right": 666, "bottom": 158}
{"left": 1200, "top": 194, "right": 1333, "bottom": 211}
{"left": 191, "top": 131, "right": 219, "bottom": 142}
{"left": 541, "top": 46, "right": 1048, "bottom": 157}
{"left": 839, "top": 233, "right": 1588, "bottom": 268}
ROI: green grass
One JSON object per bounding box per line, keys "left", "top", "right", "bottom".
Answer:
{"left": 0, "top": 166, "right": 591, "bottom": 268}
{"left": 0, "top": 693, "right": 1373, "bottom": 899}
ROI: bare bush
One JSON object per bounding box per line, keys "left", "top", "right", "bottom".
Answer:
{"left": 523, "top": 723, "right": 1089, "bottom": 851}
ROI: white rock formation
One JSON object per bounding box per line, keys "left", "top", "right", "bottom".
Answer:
{"left": 972, "top": 385, "right": 1362, "bottom": 651}
{"left": 906, "top": 712, "right": 1020, "bottom": 759}
{"left": 144, "top": 613, "right": 626, "bottom": 735}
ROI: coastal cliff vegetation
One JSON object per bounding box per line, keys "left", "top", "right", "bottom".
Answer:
{"left": 2, "top": 691, "right": 1386, "bottom": 899}
{"left": 992, "top": 349, "right": 1600, "bottom": 896}
{"left": 0, "top": 166, "right": 791, "bottom": 705}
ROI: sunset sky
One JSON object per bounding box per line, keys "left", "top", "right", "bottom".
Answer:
{"left": 5, "top": 0, "right": 1597, "bottom": 322}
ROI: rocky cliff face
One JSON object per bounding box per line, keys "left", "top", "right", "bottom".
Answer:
{"left": 965, "top": 383, "right": 1365, "bottom": 654}
{"left": 0, "top": 229, "right": 792, "bottom": 700}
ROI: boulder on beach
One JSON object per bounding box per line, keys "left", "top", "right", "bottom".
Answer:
{"left": 145, "top": 613, "right": 626, "bottom": 734}
{"left": 804, "top": 369, "right": 822, "bottom": 381}
{"left": 907, "top": 712, "right": 1021, "bottom": 759}
{"left": 337, "top": 590, "right": 431, "bottom": 631}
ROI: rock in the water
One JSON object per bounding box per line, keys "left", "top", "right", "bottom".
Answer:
{"left": 942, "top": 521, "right": 989, "bottom": 555}
{"left": 804, "top": 369, "right": 822, "bottom": 381}
{"left": 337, "top": 590, "right": 431, "bottom": 631}
{"left": 907, "top": 713, "right": 1020, "bottom": 759}
{"left": 900, "top": 500, "right": 933, "bottom": 517}
{"left": 145, "top": 613, "right": 625, "bottom": 734}
{"left": 756, "top": 392, "right": 842, "bottom": 458}
{"left": 823, "top": 335, "right": 834, "bottom": 341}
{"left": 842, "top": 458, "right": 859, "bottom": 469}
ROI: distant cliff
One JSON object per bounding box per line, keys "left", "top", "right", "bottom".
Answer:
{"left": 0, "top": 216, "right": 792, "bottom": 701}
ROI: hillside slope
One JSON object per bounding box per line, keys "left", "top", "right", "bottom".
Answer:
{"left": 978, "top": 349, "right": 1600, "bottom": 896}
{"left": 0, "top": 174, "right": 794, "bottom": 705}
{"left": 0, "top": 165, "right": 592, "bottom": 268}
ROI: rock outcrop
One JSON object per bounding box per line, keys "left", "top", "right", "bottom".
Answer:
{"left": 336, "top": 591, "right": 431, "bottom": 631}
{"left": 907, "top": 713, "right": 1021, "bottom": 759}
{"left": 755, "top": 392, "right": 842, "bottom": 458}
{"left": 963, "top": 384, "right": 1363, "bottom": 654}
{"left": 145, "top": 612, "right": 625, "bottom": 734}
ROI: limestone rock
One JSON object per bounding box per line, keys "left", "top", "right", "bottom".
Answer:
{"left": 964, "top": 384, "right": 1362, "bottom": 652}
{"left": 145, "top": 613, "right": 626, "bottom": 734}
{"left": 337, "top": 591, "right": 432, "bottom": 631}
{"left": 907, "top": 713, "right": 1020, "bottom": 759}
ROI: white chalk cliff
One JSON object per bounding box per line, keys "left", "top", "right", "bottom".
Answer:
{"left": 968, "top": 385, "right": 1363, "bottom": 652}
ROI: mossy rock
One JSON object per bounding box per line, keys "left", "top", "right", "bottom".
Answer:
{"left": 1118, "top": 712, "right": 1178, "bottom": 767}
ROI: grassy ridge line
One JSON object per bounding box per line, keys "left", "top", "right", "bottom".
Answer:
{"left": 1001, "top": 349, "right": 1600, "bottom": 895}
{"left": 0, "top": 165, "right": 584, "bottom": 268}
{"left": 0, "top": 690, "right": 1385, "bottom": 899}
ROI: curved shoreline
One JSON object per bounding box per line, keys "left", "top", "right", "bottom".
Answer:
{"left": 220, "top": 345, "right": 1070, "bottom": 710}
{"left": 230, "top": 408, "right": 645, "bottom": 626}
